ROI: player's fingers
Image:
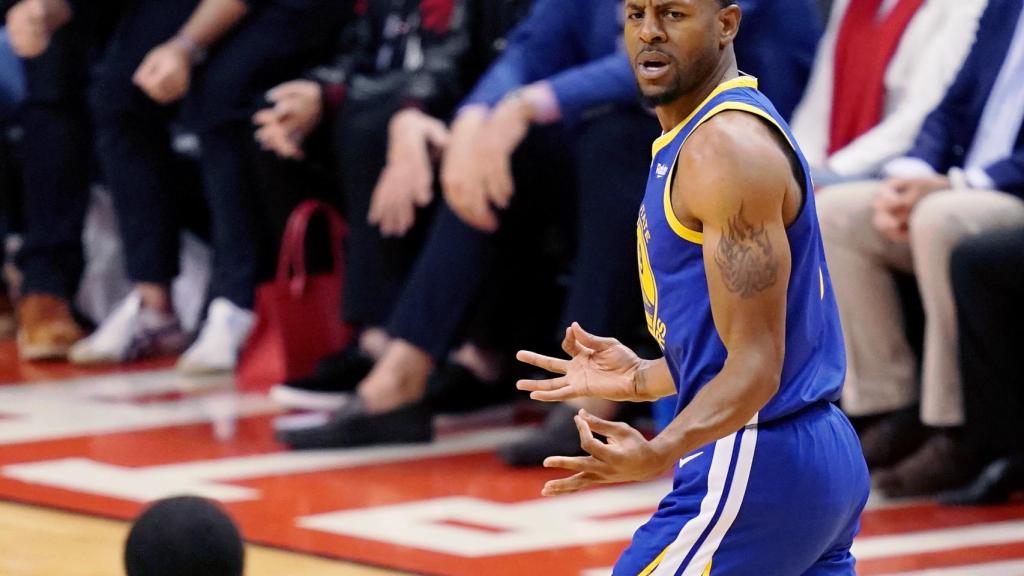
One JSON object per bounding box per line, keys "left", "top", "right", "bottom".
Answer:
{"left": 541, "top": 472, "right": 599, "bottom": 496}
{"left": 542, "top": 455, "right": 602, "bottom": 474}
{"left": 571, "top": 322, "right": 619, "bottom": 351}
{"left": 574, "top": 414, "right": 615, "bottom": 461}
{"left": 516, "top": 376, "right": 567, "bottom": 392}
{"left": 515, "top": 350, "right": 568, "bottom": 374}
{"left": 578, "top": 410, "right": 634, "bottom": 439}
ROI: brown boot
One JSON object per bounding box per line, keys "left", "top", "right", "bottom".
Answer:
{"left": 874, "top": 432, "right": 977, "bottom": 498}
{"left": 16, "top": 294, "right": 84, "bottom": 361}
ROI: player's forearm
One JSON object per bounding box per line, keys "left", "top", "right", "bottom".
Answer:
{"left": 178, "top": 0, "right": 248, "bottom": 50}
{"left": 633, "top": 358, "right": 677, "bottom": 401}
{"left": 649, "top": 351, "right": 781, "bottom": 465}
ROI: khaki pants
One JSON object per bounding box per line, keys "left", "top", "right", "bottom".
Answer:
{"left": 817, "top": 181, "right": 1024, "bottom": 426}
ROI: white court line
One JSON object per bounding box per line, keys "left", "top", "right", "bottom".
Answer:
{"left": 853, "top": 519, "right": 1024, "bottom": 560}
{"left": 887, "top": 559, "right": 1024, "bottom": 575}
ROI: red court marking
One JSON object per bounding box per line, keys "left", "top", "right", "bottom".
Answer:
{"left": 0, "top": 340, "right": 175, "bottom": 385}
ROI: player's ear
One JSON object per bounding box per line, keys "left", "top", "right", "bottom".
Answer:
{"left": 717, "top": 4, "right": 741, "bottom": 47}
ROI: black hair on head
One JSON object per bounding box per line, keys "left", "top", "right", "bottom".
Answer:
{"left": 718, "top": 0, "right": 737, "bottom": 6}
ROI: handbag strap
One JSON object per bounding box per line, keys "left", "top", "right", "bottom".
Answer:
{"left": 276, "top": 200, "right": 347, "bottom": 298}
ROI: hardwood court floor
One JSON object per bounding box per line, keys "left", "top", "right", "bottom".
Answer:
{"left": 0, "top": 501, "right": 404, "bottom": 576}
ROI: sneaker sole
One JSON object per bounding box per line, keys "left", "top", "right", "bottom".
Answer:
{"left": 269, "top": 385, "right": 352, "bottom": 411}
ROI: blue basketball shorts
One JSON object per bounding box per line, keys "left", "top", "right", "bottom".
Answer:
{"left": 614, "top": 402, "right": 869, "bottom": 576}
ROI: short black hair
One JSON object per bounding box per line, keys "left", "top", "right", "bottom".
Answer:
{"left": 718, "top": 0, "right": 737, "bottom": 6}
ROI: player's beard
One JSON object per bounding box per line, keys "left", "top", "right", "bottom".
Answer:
{"left": 638, "top": 75, "right": 685, "bottom": 108}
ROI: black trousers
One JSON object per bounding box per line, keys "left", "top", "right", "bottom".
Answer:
{"left": 91, "top": 0, "right": 344, "bottom": 308}
{"left": 951, "top": 226, "right": 1024, "bottom": 462}
{"left": 13, "top": 20, "right": 95, "bottom": 300}
{"left": 388, "top": 106, "right": 661, "bottom": 360}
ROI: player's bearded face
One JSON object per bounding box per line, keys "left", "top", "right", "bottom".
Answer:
{"left": 625, "top": 1, "right": 724, "bottom": 107}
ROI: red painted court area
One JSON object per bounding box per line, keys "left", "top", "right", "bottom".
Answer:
{"left": 2, "top": 342, "right": 1023, "bottom": 576}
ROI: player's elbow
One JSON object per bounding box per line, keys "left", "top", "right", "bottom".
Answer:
{"left": 731, "top": 344, "right": 784, "bottom": 401}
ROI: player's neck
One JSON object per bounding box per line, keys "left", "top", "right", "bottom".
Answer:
{"left": 656, "top": 59, "right": 738, "bottom": 132}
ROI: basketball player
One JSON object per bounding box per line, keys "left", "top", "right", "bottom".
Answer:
{"left": 515, "top": 1, "right": 869, "bottom": 574}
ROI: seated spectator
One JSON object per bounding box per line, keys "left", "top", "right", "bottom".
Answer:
{"left": 939, "top": 227, "right": 1024, "bottom": 506}
{"left": 0, "top": 26, "right": 25, "bottom": 117}
{"left": 250, "top": 0, "right": 532, "bottom": 405}
{"left": 276, "top": 0, "right": 824, "bottom": 452}
{"left": 816, "top": 0, "right": 1024, "bottom": 497}
{"left": 3, "top": 0, "right": 114, "bottom": 360}
{"left": 792, "top": 0, "right": 986, "bottom": 187}
{"left": 60, "top": 0, "right": 349, "bottom": 372}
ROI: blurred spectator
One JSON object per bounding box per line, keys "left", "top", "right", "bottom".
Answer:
{"left": 0, "top": 27, "right": 25, "bottom": 117}
{"left": 817, "top": 0, "right": 1024, "bottom": 497}
{"left": 276, "top": 0, "right": 824, "bottom": 452}
{"left": 939, "top": 227, "right": 1024, "bottom": 506}
{"left": 2, "top": 0, "right": 115, "bottom": 360}
{"left": 792, "top": 0, "right": 986, "bottom": 186}
{"left": 252, "top": 0, "right": 532, "bottom": 404}
{"left": 65, "top": 0, "right": 349, "bottom": 372}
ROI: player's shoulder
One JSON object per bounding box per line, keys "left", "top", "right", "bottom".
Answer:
{"left": 676, "top": 110, "right": 794, "bottom": 214}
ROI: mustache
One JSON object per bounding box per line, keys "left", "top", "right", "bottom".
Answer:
{"left": 635, "top": 46, "right": 673, "bottom": 63}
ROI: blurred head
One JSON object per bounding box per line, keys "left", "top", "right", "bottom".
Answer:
{"left": 625, "top": 0, "right": 741, "bottom": 107}
{"left": 125, "top": 496, "right": 244, "bottom": 576}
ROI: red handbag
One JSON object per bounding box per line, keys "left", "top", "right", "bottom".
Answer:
{"left": 236, "top": 200, "right": 354, "bottom": 393}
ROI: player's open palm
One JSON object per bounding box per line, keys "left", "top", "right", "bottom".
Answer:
{"left": 516, "top": 322, "right": 646, "bottom": 402}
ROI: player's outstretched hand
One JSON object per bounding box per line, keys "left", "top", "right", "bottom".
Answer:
{"left": 540, "top": 409, "right": 669, "bottom": 496}
{"left": 516, "top": 322, "right": 648, "bottom": 402}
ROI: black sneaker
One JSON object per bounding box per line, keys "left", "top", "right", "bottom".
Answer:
{"left": 428, "top": 362, "right": 518, "bottom": 414}
{"left": 269, "top": 346, "right": 374, "bottom": 411}
{"left": 276, "top": 397, "right": 434, "bottom": 449}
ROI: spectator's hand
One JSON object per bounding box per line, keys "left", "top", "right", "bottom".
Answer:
{"left": 133, "top": 40, "right": 192, "bottom": 104}
{"left": 476, "top": 95, "right": 531, "bottom": 211}
{"left": 873, "top": 180, "right": 909, "bottom": 242}
{"left": 539, "top": 410, "right": 669, "bottom": 496}
{"left": 5, "top": 0, "right": 71, "bottom": 58}
{"left": 441, "top": 106, "right": 498, "bottom": 231}
{"left": 368, "top": 108, "right": 449, "bottom": 237}
{"left": 252, "top": 80, "right": 323, "bottom": 160}
{"left": 516, "top": 322, "right": 647, "bottom": 403}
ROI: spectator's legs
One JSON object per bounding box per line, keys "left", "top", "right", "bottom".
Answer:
{"left": 69, "top": 0, "right": 196, "bottom": 365}
{"left": 816, "top": 182, "right": 916, "bottom": 415}
{"left": 175, "top": 2, "right": 345, "bottom": 373}
{"left": 335, "top": 96, "right": 426, "bottom": 355}
{"left": 942, "top": 227, "right": 1024, "bottom": 505}
{"left": 904, "top": 190, "right": 1024, "bottom": 427}
{"left": 872, "top": 189, "right": 1024, "bottom": 497}
{"left": 12, "top": 22, "right": 92, "bottom": 359}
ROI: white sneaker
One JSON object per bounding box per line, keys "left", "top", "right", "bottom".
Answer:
{"left": 176, "top": 298, "right": 255, "bottom": 375}
{"left": 69, "top": 291, "right": 187, "bottom": 364}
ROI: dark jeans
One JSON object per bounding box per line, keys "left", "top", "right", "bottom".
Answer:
{"left": 951, "top": 226, "right": 1024, "bottom": 462}
{"left": 91, "top": 0, "right": 345, "bottom": 308}
{"left": 388, "top": 106, "right": 660, "bottom": 361}
{"left": 14, "top": 20, "right": 95, "bottom": 301}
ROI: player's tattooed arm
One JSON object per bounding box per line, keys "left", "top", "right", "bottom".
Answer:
{"left": 714, "top": 203, "right": 780, "bottom": 298}
{"left": 652, "top": 111, "right": 795, "bottom": 462}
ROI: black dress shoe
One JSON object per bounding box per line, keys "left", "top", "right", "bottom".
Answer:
{"left": 276, "top": 396, "right": 434, "bottom": 449}
{"left": 938, "top": 456, "right": 1024, "bottom": 506}
{"left": 498, "top": 404, "right": 589, "bottom": 467}
{"left": 428, "top": 363, "right": 517, "bottom": 414}
{"left": 268, "top": 346, "right": 374, "bottom": 411}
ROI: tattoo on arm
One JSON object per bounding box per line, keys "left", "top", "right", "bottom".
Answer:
{"left": 714, "top": 204, "right": 779, "bottom": 298}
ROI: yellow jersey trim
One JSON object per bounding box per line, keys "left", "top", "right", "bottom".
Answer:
{"left": 637, "top": 546, "right": 669, "bottom": 576}
{"left": 703, "top": 560, "right": 713, "bottom": 576}
{"left": 661, "top": 100, "right": 793, "bottom": 245}
{"left": 651, "top": 76, "right": 759, "bottom": 157}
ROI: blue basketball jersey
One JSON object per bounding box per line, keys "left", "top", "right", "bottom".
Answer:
{"left": 637, "top": 75, "right": 845, "bottom": 423}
